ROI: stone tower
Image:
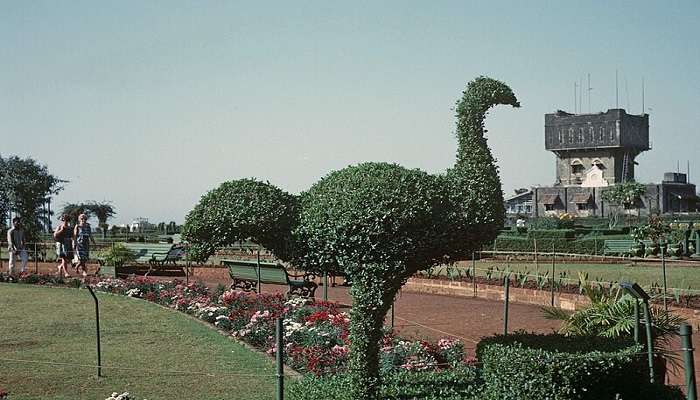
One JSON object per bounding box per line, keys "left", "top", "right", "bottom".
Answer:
{"left": 545, "top": 109, "right": 649, "bottom": 187}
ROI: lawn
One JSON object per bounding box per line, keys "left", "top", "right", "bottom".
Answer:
{"left": 435, "top": 260, "right": 700, "bottom": 293}
{"left": 0, "top": 284, "right": 281, "bottom": 400}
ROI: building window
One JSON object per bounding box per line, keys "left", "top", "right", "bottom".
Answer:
{"left": 558, "top": 129, "right": 563, "bottom": 144}
{"left": 578, "top": 128, "right": 584, "bottom": 143}
{"left": 608, "top": 126, "right": 614, "bottom": 142}
{"left": 545, "top": 204, "right": 555, "bottom": 211}
{"left": 588, "top": 127, "right": 594, "bottom": 142}
{"left": 568, "top": 128, "right": 574, "bottom": 143}
{"left": 598, "top": 127, "right": 604, "bottom": 141}
{"left": 577, "top": 203, "right": 589, "bottom": 210}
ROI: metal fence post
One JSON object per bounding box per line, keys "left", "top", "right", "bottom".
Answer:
{"left": 34, "top": 242, "right": 39, "bottom": 274}
{"left": 642, "top": 299, "right": 655, "bottom": 384}
{"left": 503, "top": 273, "right": 510, "bottom": 336}
{"left": 256, "top": 248, "right": 261, "bottom": 293}
{"left": 472, "top": 252, "right": 477, "bottom": 297}
{"left": 323, "top": 272, "right": 328, "bottom": 302}
{"left": 680, "top": 323, "right": 697, "bottom": 400}
{"left": 534, "top": 238, "right": 538, "bottom": 275}
{"left": 276, "top": 317, "right": 284, "bottom": 400}
{"left": 633, "top": 300, "right": 640, "bottom": 344}
{"left": 86, "top": 285, "right": 102, "bottom": 377}
{"left": 661, "top": 245, "right": 668, "bottom": 314}
{"left": 551, "top": 244, "right": 556, "bottom": 307}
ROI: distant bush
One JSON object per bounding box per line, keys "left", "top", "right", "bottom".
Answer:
{"left": 493, "top": 236, "right": 600, "bottom": 254}
{"left": 526, "top": 229, "right": 575, "bottom": 239}
{"left": 477, "top": 332, "right": 683, "bottom": 400}
{"left": 98, "top": 244, "right": 137, "bottom": 267}
{"left": 288, "top": 366, "right": 483, "bottom": 400}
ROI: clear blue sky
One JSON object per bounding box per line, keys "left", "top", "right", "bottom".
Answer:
{"left": 2, "top": 1, "right": 699, "bottom": 225}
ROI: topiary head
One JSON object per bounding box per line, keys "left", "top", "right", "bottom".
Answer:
{"left": 295, "top": 162, "right": 451, "bottom": 282}
{"left": 456, "top": 76, "right": 520, "bottom": 119}
{"left": 182, "top": 178, "right": 299, "bottom": 262}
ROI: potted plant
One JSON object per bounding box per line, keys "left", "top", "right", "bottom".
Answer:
{"left": 97, "top": 244, "right": 137, "bottom": 277}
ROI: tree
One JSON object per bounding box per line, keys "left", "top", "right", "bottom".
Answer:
{"left": 86, "top": 201, "right": 116, "bottom": 239}
{"left": 0, "top": 155, "right": 65, "bottom": 241}
{"left": 60, "top": 203, "right": 90, "bottom": 224}
{"left": 294, "top": 77, "right": 519, "bottom": 399}
{"left": 295, "top": 163, "right": 453, "bottom": 398}
{"left": 181, "top": 76, "right": 519, "bottom": 399}
{"left": 602, "top": 181, "right": 647, "bottom": 228}
{"left": 182, "top": 179, "right": 298, "bottom": 263}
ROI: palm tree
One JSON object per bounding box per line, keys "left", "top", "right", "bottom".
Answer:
{"left": 86, "top": 201, "right": 116, "bottom": 239}
{"left": 60, "top": 203, "right": 90, "bottom": 223}
{"left": 542, "top": 273, "right": 686, "bottom": 372}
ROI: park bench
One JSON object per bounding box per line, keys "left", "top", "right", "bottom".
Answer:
{"left": 98, "top": 243, "right": 183, "bottom": 276}
{"left": 602, "top": 239, "right": 652, "bottom": 256}
{"left": 222, "top": 259, "right": 318, "bottom": 298}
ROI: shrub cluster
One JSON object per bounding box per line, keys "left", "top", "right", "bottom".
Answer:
{"left": 476, "top": 332, "right": 683, "bottom": 400}
{"left": 493, "top": 236, "right": 607, "bottom": 254}
{"left": 526, "top": 229, "right": 576, "bottom": 239}
{"left": 288, "top": 366, "right": 482, "bottom": 400}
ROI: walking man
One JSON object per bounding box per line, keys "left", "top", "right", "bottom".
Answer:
{"left": 7, "top": 217, "right": 28, "bottom": 278}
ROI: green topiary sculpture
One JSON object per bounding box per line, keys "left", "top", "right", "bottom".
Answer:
{"left": 182, "top": 76, "right": 519, "bottom": 399}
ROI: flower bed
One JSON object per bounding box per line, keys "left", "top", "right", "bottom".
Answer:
{"left": 3, "top": 273, "right": 472, "bottom": 377}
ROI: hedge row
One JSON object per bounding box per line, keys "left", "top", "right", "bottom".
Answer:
{"left": 526, "top": 229, "right": 576, "bottom": 239}
{"left": 492, "top": 236, "right": 609, "bottom": 254}
{"left": 288, "top": 367, "right": 482, "bottom": 400}
{"left": 291, "top": 333, "right": 682, "bottom": 400}
{"left": 477, "top": 333, "right": 683, "bottom": 400}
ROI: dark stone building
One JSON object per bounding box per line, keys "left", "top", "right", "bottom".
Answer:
{"left": 504, "top": 109, "right": 699, "bottom": 218}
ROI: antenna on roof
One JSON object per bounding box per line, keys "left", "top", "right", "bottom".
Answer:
{"left": 587, "top": 73, "right": 592, "bottom": 113}
{"left": 574, "top": 81, "right": 578, "bottom": 113}
{"left": 580, "top": 76, "right": 583, "bottom": 113}
{"left": 615, "top": 69, "right": 619, "bottom": 109}
{"left": 625, "top": 77, "right": 630, "bottom": 111}
{"left": 641, "top": 77, "right": 645, "bottom": 115}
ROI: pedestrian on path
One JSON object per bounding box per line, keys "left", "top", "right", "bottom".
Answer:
{"left": 53, "top": 214, "right": 73, "bottom": 278}
{"left": 7, "top": 217, "right": 28, "bottom": 278}
{"left": 73, "top": 213, "right": 96, "bottom": 277}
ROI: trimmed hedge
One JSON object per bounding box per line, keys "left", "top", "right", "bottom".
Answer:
{"left": 527, "top": 229, "right": 576, "bottom": 239}
{"left": 288, "top": 367, "right": 482, "bottom": 400}
{"left": 493, "top": 236, "right": 607, "bottom": 254}
{"left": 529, "top": 217, "right": 574, "bottom": 230}
{"left": 476, "top": 333, "right": 683, "bottom": 400}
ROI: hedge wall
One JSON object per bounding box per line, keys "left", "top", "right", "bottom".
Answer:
{"left": 492, "top": 236, "right": 608, "bottom": 254}
{"left": 288, "top": 367, "right": 482, "bottom": 400}
{"left": 476, "top": 333, "right": 683, "bottom": 400}
{"left": 526, "top": 229, "right": 576, "bottom": 239}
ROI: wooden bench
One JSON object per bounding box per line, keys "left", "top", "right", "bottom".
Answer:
{"left": 603, "top": 239, "right": 652, "bottom": 256}
{"left": 98, "top": 243, "right": 179, "bottom": 275}
{"left": 222, "top": 259, "right": 318, "bottom": 298}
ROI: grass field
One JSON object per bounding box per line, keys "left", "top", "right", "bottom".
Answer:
{"left": 435, "top": 260, "right": 700, "bottom": 293}
{"left": 0, "top": 284, "right": 281, "bottom": 400}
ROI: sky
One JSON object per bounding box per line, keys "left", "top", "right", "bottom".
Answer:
{"left": 1, "top": 1, "right": 699, "bottom": 225}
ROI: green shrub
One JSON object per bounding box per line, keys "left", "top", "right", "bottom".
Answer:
{"left": 529, "top": 217, "right": 574, "bottom": 230}
{"left": 527, "top": 229, "right": 575, "bottom": 239}
{"left": 288, "top": 366, "right": 482, "bottom": 400}
{"left": 492, "top": 235, "right": 637, "bottom": 255}
{"left": 98, "top": 244, "right": 137, "bottom": 267}
{"left": 477, "top": 332, "right": 682, "bottom": 400}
